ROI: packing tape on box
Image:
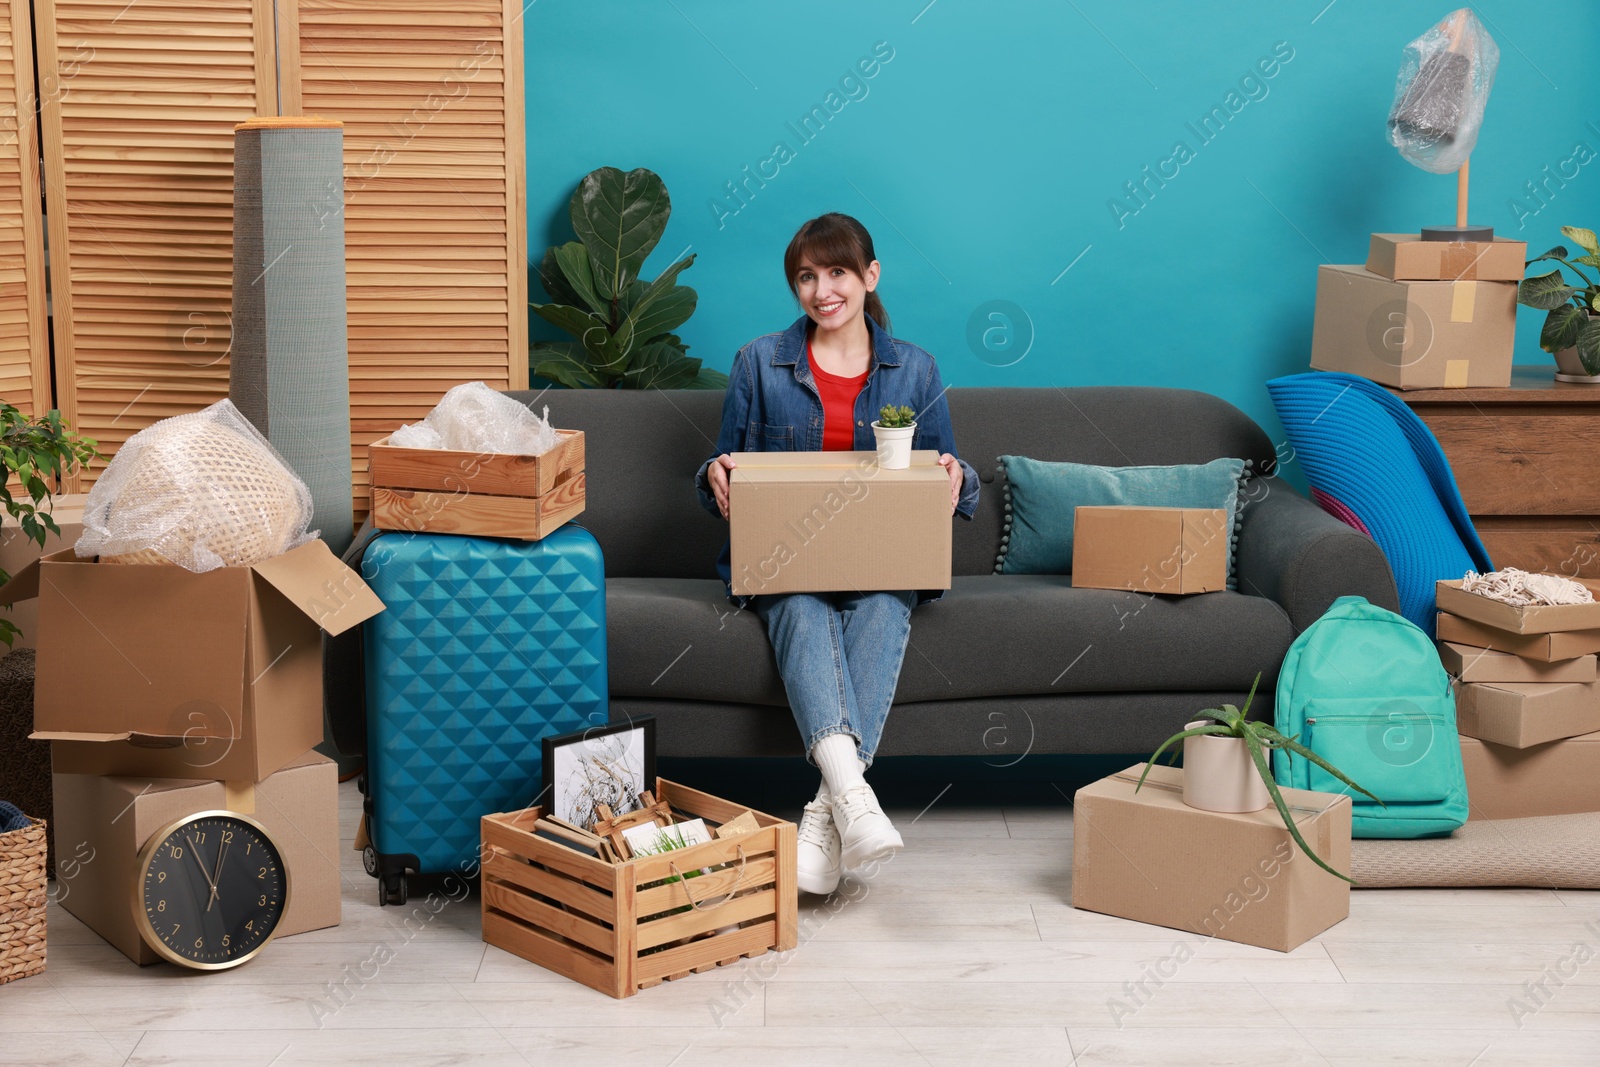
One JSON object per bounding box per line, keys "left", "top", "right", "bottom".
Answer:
{"left": 1444, "top": 359, "right": 1470, "bottom": 388}
{"left": 224, "top": 780, "right": 256, "bottom": 815}
{"left": 1450, "top": 280, "right": 1476, "bottom": 323}
{"left": 1441, "top": 243, "right": 1480, "bottom": 281}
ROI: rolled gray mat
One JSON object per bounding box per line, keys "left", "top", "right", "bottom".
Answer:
{"left": 230, "top": 117, "right": 354, "bottom": 555}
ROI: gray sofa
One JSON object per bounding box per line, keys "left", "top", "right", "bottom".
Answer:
{"left": 506, "top": 386, "right": 1399, "bottom": 761}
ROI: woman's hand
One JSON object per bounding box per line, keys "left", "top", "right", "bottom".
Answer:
{"left": 706, "top": 454, "right": 738, "bottom": 519}
{"left": 937, "top": 453, "right": 963, "bottom": 515}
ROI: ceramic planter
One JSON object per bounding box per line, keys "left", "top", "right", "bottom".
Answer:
{"left": 871, "top": 421, "right": 915, "bottom": 469}
{"left": 1181, "top": 720, "right": 1270, "bottom": 813}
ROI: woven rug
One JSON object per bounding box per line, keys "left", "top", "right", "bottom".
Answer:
{"left": 1352, "top": 811, "right": 1600, "bottom": 888}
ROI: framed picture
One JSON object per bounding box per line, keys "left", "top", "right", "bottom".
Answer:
{"left": 541, "top": 716, "right": 656, "bottom": 831}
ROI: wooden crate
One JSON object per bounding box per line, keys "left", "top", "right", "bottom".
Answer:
{"left": 368, "top": 431, "right": 585, "bottom": 540}
{"left": 480, "top": 779, "right": 798, "bottom": 999}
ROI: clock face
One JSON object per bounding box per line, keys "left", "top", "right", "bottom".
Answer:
{"left": 134, "top": 810, "right": 290, "bottom": 971}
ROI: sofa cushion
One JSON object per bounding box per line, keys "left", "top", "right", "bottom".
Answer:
{"left": 607, "top": 575, "right": 1295, "bottom": 708}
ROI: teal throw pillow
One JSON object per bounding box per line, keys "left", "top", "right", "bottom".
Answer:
{"left": 997, "top": 455, "right": 1251, "bottom": 586}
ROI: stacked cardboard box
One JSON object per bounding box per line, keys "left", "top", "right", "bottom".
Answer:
{"left": 1309, "top": 234, "right": 1525, "bottom": 390}
{"left": 0, "top": 540, "right": 386, "bottom": 964}
{"left": 1436, "top": 578, "right": 1600, "bottom": 819}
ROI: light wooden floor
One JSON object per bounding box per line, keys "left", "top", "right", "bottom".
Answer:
{"left": 7, "top": 779, "right": 1600, "bottom": 1066}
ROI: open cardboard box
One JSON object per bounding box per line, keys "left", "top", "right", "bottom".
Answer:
{"left": 1437, "top": 578, "right": 1600, "bottom": 635}
{"left": 51, "top": 751, "right": 341, "bottom": 965}
{"left": 728, "top": 450, "right": 951, "bottom": 596}
{"left": 0, "top": 540, "right": 385, "bottom": 781}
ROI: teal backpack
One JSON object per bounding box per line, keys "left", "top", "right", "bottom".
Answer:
{"left": 1273, "top": 596, "right": 1468, "bottom": 838}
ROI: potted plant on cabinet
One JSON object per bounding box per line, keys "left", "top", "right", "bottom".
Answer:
{"left": 1136, "top": 673, "right": 1382, "bottom": 884}
{"left": 1518, "top": 226, "right": 1600, "bottom": 383}
{"left": 872, "top": 404, "right": 916, "bottom": 469}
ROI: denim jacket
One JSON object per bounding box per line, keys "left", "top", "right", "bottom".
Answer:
{"left": 694, "top": 314, "right": 980, "bottom": 606}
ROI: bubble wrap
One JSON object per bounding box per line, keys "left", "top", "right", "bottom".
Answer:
{"left": 389, "top": 381, "right": 559, "bottom": 455}
{"left": 76, "top": 399, "right": 316, "bottom": 572}
{"left": 1387, "top": 8, "right": 1499, "bottom": 175}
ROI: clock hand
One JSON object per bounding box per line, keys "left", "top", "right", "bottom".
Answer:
{"left": 184, "top": 833, "right": 218, "bottom": 894}
{"left": 207, "top": 834, "right": 230, "bottom": 912}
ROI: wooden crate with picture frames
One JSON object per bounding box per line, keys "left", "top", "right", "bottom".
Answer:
{"left": 480, "top": 779, "right": 797, "bottom": 999}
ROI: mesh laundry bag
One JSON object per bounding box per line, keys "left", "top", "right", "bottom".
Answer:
{"left": 77, "top": 399, "right": 315, "bottom": 572}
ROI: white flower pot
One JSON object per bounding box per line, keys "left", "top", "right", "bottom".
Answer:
{"left": 1181, "top": 721, "right": 1270, "bottom": 813}
{"left": 871, "top": 422, "right": 915, "bottom": 470}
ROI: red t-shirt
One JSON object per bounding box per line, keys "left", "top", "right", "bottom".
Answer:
{"left": 808, "top": 340, "right": 868, "bottom": 451}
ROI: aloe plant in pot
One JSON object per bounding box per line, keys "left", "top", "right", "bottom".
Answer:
{"left": 1518, "top": 226, "right": 1600, "bottom": 383}
{"left": 1136, "top": 673, "right": 1383, "bottom": 884}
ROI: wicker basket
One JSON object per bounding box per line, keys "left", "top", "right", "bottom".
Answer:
{"left": 0, "top": 816, "right": 47, "bottom": 984}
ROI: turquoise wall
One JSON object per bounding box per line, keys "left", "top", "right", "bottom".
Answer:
{"left": 526, "top": 1, "right": 1600, "bottom": 441}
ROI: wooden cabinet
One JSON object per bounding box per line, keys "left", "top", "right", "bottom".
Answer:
{"left": 1399, "top": 366, "right": 1600, "bottom": 577}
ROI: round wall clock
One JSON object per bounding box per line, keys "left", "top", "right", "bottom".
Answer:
{"left": 132, "top": 810, "right": 291, "bottom": 971}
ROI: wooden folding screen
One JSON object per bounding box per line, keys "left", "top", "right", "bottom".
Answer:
{"left": 0, "top": 0, "right": 50, "bottom": 417}
{"left": 35, "top": 0, "right": 279, "bottom": 485}
{"left": 285, "top": 0, "right": 527, "bottom": 516}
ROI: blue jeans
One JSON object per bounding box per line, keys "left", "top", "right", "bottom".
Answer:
{"left": 752, "top": 590, "right": 917, "bottom": 768}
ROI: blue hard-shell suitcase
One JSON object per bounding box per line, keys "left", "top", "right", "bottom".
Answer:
{"left": 347, "top": 526, "right": 607, "bottom": 905}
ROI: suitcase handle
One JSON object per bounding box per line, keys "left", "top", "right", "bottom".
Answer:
{"left": 667, "top": 845, "right": 748, "bottom": 911}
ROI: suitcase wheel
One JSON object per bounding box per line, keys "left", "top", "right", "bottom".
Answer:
{"left": 362, "top": 845, "right": 378, "bottom": 878}
{"left": 382, "top": 872, "right": 408, "bottom": 907}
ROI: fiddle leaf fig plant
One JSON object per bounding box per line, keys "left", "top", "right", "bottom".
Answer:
{"left": 0, "top": 402, "right": 98, "bottom": 647}
{"left": 1518, "top": 226, "right": 1600, "bottom": 374}
{"left": 1136, "top": 673, "right": 1383, "bottom": 884}
{"left": 531, "top": 166, "right": 729, "bottom": 390}
{"left": 875, "top": 404, "right": 916, "bottom": 429}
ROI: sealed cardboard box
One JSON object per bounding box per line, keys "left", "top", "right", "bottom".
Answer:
{"left": 0, "top": 540, "right": 385, "bottom": 781}
{"left": 1437, "top": 578, "right": 1600, "bottom": 634}
{"left": 1366, "top": 233, "right": 1527, "bottom": 282}
{"left": 0, "top": 494, "right": 86, "bottom": 651}
{"left": 728, "top": 451, "right": 951, "bottom": 596}
{"left": 1455, "top": 679, "right": 1600, "bottom": 749}
{"left": 50, "top": 751, "right": 341, "bottom": 965}
{"left": 1072, "top": 764, "right": 1351, "bottom": 952}
{"left": 1071, "top": 506, "right": 1228, "bottom": 595}
{"left": 1309, "top": 264, "right": 1515, "bottom": 389}
{"left": 1436, "top": 612, "right": 1600, "bottom": 663}
{"left": 1459, "top": 730, "right": 1600, "bottom": 820}
{"left": 1439, "top": 641, "right": 1596, "bottom": 683}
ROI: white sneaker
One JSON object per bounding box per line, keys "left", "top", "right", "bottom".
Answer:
{"left": 832, "top": 784, "right": 904, "bottom": 869}
{"left": 795, "top": 798, "right": 841, "bottom": 895}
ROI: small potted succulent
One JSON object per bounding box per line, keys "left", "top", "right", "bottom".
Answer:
{"left": 1518, "top": 226, "right": 1600, "bottom": 383}
{"left": 871, "top": 404, "right": 916, "bottom": 470}
{"left": 1137, "top": 673, "right": 1382, "bottom": 884}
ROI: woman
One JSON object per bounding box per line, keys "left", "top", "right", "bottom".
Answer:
{"left": 694, "top": 212, "right": 980, "bottom": 895}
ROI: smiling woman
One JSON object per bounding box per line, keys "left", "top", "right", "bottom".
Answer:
{"left": 692, "top": 210, "right": 979, "bottom": 898}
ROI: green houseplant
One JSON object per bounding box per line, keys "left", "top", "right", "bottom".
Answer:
{"left": 531, "top": 166, "right": 728, "bottom": 390}
{"left": 0, "top": 402, "right": 98, "bottom": 646}
{"left": 1518, "top": 226, "right": 1600, "bottom": 380}
{"left": 871, "top": 404, "right": 916, "bottom": 470}
{"left": 1136, "top": 673, "right": 1382, "bottom": 884}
